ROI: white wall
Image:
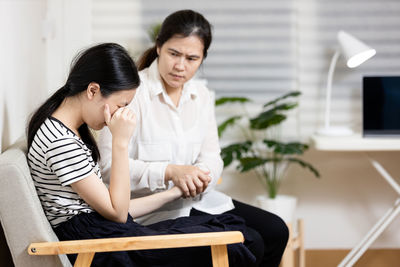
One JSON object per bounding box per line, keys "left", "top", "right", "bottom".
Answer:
{"left": 0, "top": 0, "right": 92, "bottom": 152}
{"left": 217, "top": 150, "right": 400, "bottom": 249}
{"left": 45, "top": 0, "right": 92, "bottom": 94}
{"left": 0, "top": 0, "right": 47, "bottom": 151}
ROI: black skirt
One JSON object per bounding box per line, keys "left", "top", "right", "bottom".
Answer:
{"left": 54, "top": 212, "right": 256, "bottom": 267}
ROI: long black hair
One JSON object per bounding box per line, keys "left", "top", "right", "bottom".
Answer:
{"left": 27, "top": 43, "right": 140, "bottom": 162}
{"left": 138, "top": 9, "right": 212, "bottom": 71}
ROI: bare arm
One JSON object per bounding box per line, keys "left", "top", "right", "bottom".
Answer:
{"left": 71, "top": 106, "right": 135, "bottom": 223}
{"left": 128, "top": 187, "right": 182, "bottom": 218}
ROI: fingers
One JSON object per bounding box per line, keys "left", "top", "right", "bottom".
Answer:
{"left": 107, "top": 107, "right": 136, "bottom": 145}
{"left": 181, "top": 175, "right": 206, "bottom": 197}
{"left": 186, "top": 179, "right": 197, "bottom": 197}
{"left": 198, "top": 171, "right": 211, "bottom": 184}
{"left": 104, "top": 104, "right": 111, "bottom": 125}
{"left": 170, "top": 166, "right": 212, "bottom": 198}
{"left": 178, "top": 181, "right": 190, "bottom": 198}
{"left": 110, "top": 107, "right": 135, "bottom": 124}
{"left": 111, "top": 106, "right": 123, "bottom": 122}
{"left": 192, "top": 176, "right": 204, "bottom": 194}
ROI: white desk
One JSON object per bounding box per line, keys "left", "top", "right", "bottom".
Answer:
{"left": 311, "top": 134, "right": 400, "bottom": 267}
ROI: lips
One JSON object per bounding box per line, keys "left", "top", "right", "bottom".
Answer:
{"left": 170, "top": 73, "right": 184, "bottom": 79}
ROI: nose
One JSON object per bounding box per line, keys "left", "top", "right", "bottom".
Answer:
{"left": 174, "top": 57, "right": 185, "bottom": 71}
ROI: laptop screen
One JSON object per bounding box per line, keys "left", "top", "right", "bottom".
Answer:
{"left": 363, "top": 76, "right": 400, "bottom": 137}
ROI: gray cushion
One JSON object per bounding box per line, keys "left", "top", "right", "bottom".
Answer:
{"left": 0, "top": 139, "right": 71, "bottom": 267}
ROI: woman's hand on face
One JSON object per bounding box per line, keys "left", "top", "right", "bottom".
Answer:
{"left": 104, "top": 104, "right": 136, "bottom": 147}
{"left": 165, "top": 165, "right": 211, "bottom": 198}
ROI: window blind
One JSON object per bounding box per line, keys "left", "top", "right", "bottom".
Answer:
{"left": 297, "top": 0, "right": 400, "bottom": 137}
{"left": 91, "top": 0, "right": 400, "bottom": 138}
{"left": 140, "top": 0, "right": 296, "bottom": 102}
{"left": 92, "top": 0, "right": 296, "bottom": 101}
{"left": 92, "top": 0, "right": 142, "bottom": 55}
{"left": 92, "top": 0, "right": 298, "bottom": 140}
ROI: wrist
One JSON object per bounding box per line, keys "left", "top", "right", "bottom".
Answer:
{"left": 169, "top": 187, "right": 182, "bottom": 199}
{"left": 112, "top": 138, "right": 129, "bottom": 149}
{"left": 165, "top": 164, "right": 175, "bottom": 182}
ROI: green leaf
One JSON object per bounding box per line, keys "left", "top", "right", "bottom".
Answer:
{"left": 237, "top": 157, "right": 271, "bottom": 172}
{"left": 220, "top": 141, "right": 252, "bottom": 167}
{"left": 250, "top": 102, "right": 297, "bottom": 130}
{"left": 287, "top": 158, "right": 320, "bottom": 178}
{"left": 218, "top": 116, "right": 242, "bottom": 137}
{"left": 263, "top": 91, "right": 301, "bottom": 108}
{"left": 222, "top": 152, "right": 234, "bottom": 167}
{"left": 250, "top": 113, "right": 286, "bottom": 130}
{"left": 263, "top": 140, "right": 309, "bottom": 155}
{"left": 215, "top": 97, "right": 251, "bottom": 106}
{"left": 266, "top": 102, "right": 298, "bottom": 112}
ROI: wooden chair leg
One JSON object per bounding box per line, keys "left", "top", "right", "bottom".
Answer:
{"left": 280, "top": 222, "right": 294, "bottom": 267}
{"left": 211, "top": 244, "right": 229, "bottom": 267}
{"left": 74, "top": 252, "right": 95, "bottom": 267}
{"left": 298, "top": 220, "right": 306, "bottom": 267}
{"left": 279, "top": 219, "right": 306, "bottom": 267}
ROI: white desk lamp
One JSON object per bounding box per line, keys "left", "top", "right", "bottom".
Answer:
{"left": 317, "top": 30, "right": 376, "bottom": 136}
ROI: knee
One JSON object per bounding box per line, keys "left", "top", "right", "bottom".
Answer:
{"left": 273, "top": 215, "right": 289, "bottom": 246}
{"left": 245, "top": 227, "right": 264, "bottom": 266}
{"left": 279, "top": 217, "right": 289, "bottom": 246}
{"left": 263, "top": 213, "right": 289, "bottom": 248}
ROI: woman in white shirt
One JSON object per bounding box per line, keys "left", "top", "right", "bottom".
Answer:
{"left": 98, "top": 10, "right": 288, "bottom": 267}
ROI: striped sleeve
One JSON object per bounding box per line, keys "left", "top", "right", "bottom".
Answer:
{"left": 45, "top": 138, "right": 94, "bottom": 186}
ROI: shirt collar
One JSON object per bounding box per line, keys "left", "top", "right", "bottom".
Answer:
{"left": 147, "top": 59, "right": 199, "bottom": 100}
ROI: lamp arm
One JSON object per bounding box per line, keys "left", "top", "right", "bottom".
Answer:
{"left": 324, "top": 50, "right": 341, "bottom": 129}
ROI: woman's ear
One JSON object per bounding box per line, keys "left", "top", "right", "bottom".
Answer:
{"left": 86, "top": 82, "right": 100, "bottom": 100}
{"left": 156, "top": 46, "right": 160, "bottom": 56}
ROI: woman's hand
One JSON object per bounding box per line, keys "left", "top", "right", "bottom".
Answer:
{"left": 104, "top": 104, "right": 136, "bottom": 147}
{"left": 165, "top": 164, "right": 211, "bottom": 198}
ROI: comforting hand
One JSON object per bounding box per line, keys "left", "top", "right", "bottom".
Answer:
{"left": 165, "top": 165, "right": 211, "bottom": 198}
{"left": 104, "top": 104, "right": 136, "bottom": 147}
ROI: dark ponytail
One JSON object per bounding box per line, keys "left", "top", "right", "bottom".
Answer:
{"left": 27, "top": 86, "right": 69, "bottom": 149}
{"left": 27, "top": 43, "right": 140, "bottom": 162}
{"left": 138, "top": 46, "right": 158, "bottom": 71}
{"left": 137, "top": 9, "right": 213, "bottom": 71}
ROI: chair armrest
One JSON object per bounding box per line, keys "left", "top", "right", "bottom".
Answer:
{"left": 28, "top": 231, "right": 244, "bottom": 255}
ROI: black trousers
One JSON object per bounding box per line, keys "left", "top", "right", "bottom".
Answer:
{"left": 55, "top": 212, "right": 257, "bottom": 267}
{"left": 191, "top": 199, "right": 289, "bottom": 267}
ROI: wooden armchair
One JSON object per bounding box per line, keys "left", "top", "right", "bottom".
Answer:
{"left": 28, "top": 231, "right": 243, "bottom": 267}
{"left": 0, "top": 139, "right": 243, "bottom": 267}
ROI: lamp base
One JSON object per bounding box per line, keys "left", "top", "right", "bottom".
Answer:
{"left": 316, "top": 127, "right": 354, "bottom": 136}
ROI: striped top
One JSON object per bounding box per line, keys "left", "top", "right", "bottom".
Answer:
{"left": 27, "top": 117, "right": 102, "bottom": 227}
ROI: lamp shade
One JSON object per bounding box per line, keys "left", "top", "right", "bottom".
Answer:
{"left": 337, "top": 30, "right": 376, "bottom": 68}
{"left": 317, "top": 31, "right": 376, "bottom": 136}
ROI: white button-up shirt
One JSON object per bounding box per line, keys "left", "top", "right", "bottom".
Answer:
{"left": 98, "top": 60, "right": 233, "bottom": 225}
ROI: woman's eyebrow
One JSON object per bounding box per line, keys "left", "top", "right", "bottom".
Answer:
{"left": 168, "top": 48, "right": 201, "bottom": 59}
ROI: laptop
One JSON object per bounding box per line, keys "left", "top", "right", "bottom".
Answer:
{"left": 363, "top": 76, "right": 400, "bottom": 137}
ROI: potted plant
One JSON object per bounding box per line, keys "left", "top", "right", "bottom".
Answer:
{"left": 216, "top": 91, "right": 320, "bottom": 221}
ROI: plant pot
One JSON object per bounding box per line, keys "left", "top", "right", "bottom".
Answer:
{"left": 256, "top": 194, "right": 297, "bottom": 223}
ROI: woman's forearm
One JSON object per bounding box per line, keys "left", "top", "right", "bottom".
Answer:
{"left": 108, "top": 140, "right": 131, "bottom": 222}
{"left": 128, "top": 187, "right": 182, "bottom": 218}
